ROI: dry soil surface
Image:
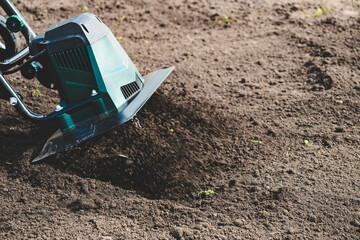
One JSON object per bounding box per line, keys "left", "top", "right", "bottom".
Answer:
{"left": 0, "top": 0, "right": 360, "bottom": 239}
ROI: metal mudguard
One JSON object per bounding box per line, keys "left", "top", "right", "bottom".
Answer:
{"left": 32, "top": 66, "right": 174, "bottom": 162}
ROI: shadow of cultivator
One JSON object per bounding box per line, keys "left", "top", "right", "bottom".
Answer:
{"left": 0, "top": 0, "right": 174, "bottom": 162}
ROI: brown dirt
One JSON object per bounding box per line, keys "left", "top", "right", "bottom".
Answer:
{"left": 1, "top": 0, "right": 360, "bottom": 239}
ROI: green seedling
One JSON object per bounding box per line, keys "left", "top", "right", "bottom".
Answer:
{"left": 33, "top": 82, "right": 42, "bottom": 97}
{"left": 353, "top": 126, "right": 360, "bottom": 129}
{"left": 223, "top": 14, "right": 230, "bottom": 24}
{"left": 273, "top": 186, "right": 282, "bottom": 189}
{"left": 9, "top": 127, "right": 14, "bottom": 131}
{"left": 205, "top": 162, "right": 211, "bottom": 170}
{"left": 161, "top": 210, "right": 170, "bottom": 215}
{"left": 5, "top": 162, "right": 12, "bottom": 165}
{"left": 303, "top": 139, "right": 313, "bottom": 147}
{"left": 299, "top": 115, "right": 304, "bottom": 118}
{"left": 251, "top": 140, "right": 263, "bottom": 144}
{"left": 214, "top": 14, "right": 231, "bottom": 25}
{"left": 167, "top": 126, "right": 174, "bottom": 135}
{"left": 81, "top": 6, "right": 89, "bottom": 13}
{"left": 263, "top": 210, "right": 269, "bottom": 214}
{"left": 198, "top": 189, "right": 214, "bottom": 196}
{"left": 312, "top": 5, "right": 331, "bottom": 17}
{"left": 116, "top": 36, "right": 124, "bottom": 41}
{"left": 119, "top": 16, "right": 126, "bottom": 22}
{"left": 44, "top": 9, "right": 48, "bottom": 17}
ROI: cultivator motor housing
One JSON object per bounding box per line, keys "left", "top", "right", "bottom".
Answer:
{"left": 0, "top": 0, "right": 174, "bottom": 162}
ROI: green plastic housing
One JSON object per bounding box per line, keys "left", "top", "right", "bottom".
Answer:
{"left": 48, "top": 31, "right": 144, "bottom": 131}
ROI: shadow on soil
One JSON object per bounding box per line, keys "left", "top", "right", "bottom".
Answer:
{"left": 33, "top": 94, "right": 232, "bottom": 199}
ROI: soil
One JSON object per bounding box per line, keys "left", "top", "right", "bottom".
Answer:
{"left": 1, "top": 0, "right": 360, "bottom": 239}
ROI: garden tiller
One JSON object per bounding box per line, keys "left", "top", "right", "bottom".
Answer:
{"left": 0, "top": 0, "right": 174, "bottom": 162}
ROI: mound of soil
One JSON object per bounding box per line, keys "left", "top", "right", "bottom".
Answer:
{"left": 1, "top": 0, "right": 359, "bottom": 239}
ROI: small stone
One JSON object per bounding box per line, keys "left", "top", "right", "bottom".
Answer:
{"left": 308, "top": 214, "right": 317, "bottom": 222}
{"left": 286, "top": 227, "right": 295, "bottom": 234}
{"left": 350, "top": 220, "right": 360, "bottom": 227}
{"left": 101, "top": 237, "right": 112, "bottom": 240}
{"left": 253, "top": 169, "right": 260, "bottom": 177}
{"left": 256, "top": 60, "right": 263, "bottom": 66}
{"left": 170, "top": 227, "right": 183, "bottom": 239}
{"left": 3, "top": 188, "right": 8, "bottom": 192}
{"left": 286, "top": 169, "right": 295, "bottom": 174}
{"left": 233, "top": 218, "right": 245, "bottom": 227}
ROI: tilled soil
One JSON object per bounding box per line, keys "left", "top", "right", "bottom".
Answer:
{"left": 1, "top": 0, "right": 360, "bottom": 239}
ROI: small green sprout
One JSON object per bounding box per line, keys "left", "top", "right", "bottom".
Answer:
{"left": 5, "top": 162, "right": 12, "bottom": 165}
{"left": 116, "top": 36, "right": 124, "bottom": 41}
{"left": 44, "top": 9, "right": 48, "bottom": 17}
{"left": 303, "top": 139, "right": 313, "bottom": 147}
{"left": 167, "top": 126, "right": 174, "bottom": 135}
{"left": 251, "top": 140, "right": 263, "bottom": 144}
{"left": 33, "top": 82, "right": 42, "bottom": 97}
{"left": 223, "top": 14, "right": 230, "bottom": 24}
{"left": 299, "top": 115, "right": 304, "bottom": 118}
{"left": 119, "top": 16, "right": 126, "bottom": 22}
{"left": 263, "top": 210, "right": 269, "bottom": 214}
{"left": 205, "top": 162, "right": 211, "bottom": 170}
{"left": 198, "top": 189, "right": 214, "bottom": 196}
{"left": 312, "top": 5, "right": 331, "bottom": 17}
{"left": 81, "top": 6, "right": 89, "bottom": 13}
{"left": 9, "top": 127, "right": 14, "bottom": 131}
{"left": 353, "top": 126, "right": 360, "bottom": 129}
{"left": 214, "top": 14, "right": 231, "bottom": 25}
{"left": 161, "top": 210, "right": 170, "bottom": 215}
{"left": 272, "top": 186, "right": 282, "bottom": 189}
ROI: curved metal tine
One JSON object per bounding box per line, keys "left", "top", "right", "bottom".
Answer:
{"left": 0, "top": 46, "right": 29, "bottom": 68}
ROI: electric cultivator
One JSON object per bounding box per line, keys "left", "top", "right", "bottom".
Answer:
{"left": 0, "top": 0, "right": 174, "bottom": 162}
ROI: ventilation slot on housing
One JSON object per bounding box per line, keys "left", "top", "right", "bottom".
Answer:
{"left": 52, "top": 46, "right": 92, "bottom": 72}
{"left": 121, "top": 81, "right": 140, "bottom": 99}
